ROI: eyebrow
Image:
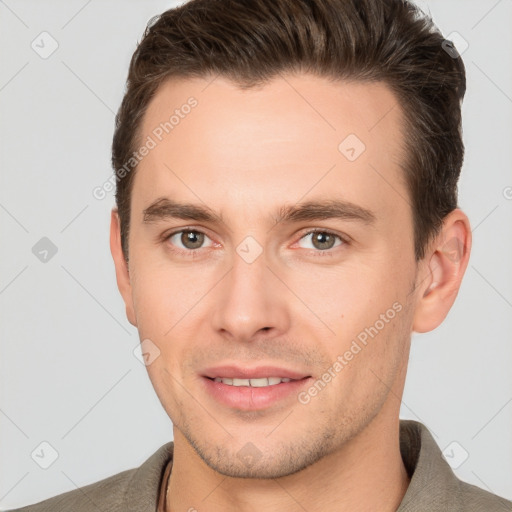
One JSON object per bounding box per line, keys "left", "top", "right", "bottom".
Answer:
{"left": 142, "top": 197, "right": 376, "bottom": 226}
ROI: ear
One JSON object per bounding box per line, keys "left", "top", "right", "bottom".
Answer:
{"left": 110, "top": 208, "right": 137, "bottom": 327}
{"left": 412, "top": 208, "right": 472, "bottom": 333}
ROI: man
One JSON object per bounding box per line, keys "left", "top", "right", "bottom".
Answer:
{"left": 10, "top": 0, "right": 511, "bottom": 510}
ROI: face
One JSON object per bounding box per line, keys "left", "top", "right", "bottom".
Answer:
{"left": 115, "top": 74, "right": 424, "bottom": 478}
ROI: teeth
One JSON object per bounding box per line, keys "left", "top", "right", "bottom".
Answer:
{"left": 247, "top": 378, "right": 268, "bottom": 387}
{"left": 213, "top": 377, "right": 293, "bottom": 387}
{"left": 233, "top": 378, "right": 250, "bottom": 386}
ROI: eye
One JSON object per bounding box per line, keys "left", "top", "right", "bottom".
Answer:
{"left": 166, "top": 229, "right": 214, "bottom": 252}
{"left": 163, "top": 228, "right": 346, "bottom": 257}
{"left": 297, "top": 229, "right": 345, "bottom": 253}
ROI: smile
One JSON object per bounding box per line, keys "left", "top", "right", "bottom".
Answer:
{"left": 212, "top": 377, "right": 293, "bottom": 387}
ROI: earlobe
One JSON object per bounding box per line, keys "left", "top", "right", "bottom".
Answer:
{"left": 412, "top": 209, "right": 472, "bottom": 333}
{"left": 110, "top": 208, "right": 137, "bottom": 327}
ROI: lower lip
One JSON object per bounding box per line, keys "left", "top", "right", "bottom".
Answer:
{"left": 201, "top": 377, "right": 311, "bottom": 411}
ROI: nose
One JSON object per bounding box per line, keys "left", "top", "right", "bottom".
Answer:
{"left": 210, "top": 244, "right": 291, "bottom": 343}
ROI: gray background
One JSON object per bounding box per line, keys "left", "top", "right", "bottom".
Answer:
{"left": 1, "top": 0, "right": 511, "bottom": 508}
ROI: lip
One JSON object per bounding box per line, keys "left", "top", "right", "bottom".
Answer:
{"left": 201, "top": 365, "right": 310, "bottom": 380}
{"left": 200, "top": 365, "right": 312, "bottom": 411}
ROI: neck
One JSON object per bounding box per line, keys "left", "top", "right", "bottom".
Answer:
{"left": 166, "top": 412, "right": 410, "bottom": 512}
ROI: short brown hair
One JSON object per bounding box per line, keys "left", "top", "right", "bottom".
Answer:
{"left": 112, "top": 0, "right": 466, "bottom": 262}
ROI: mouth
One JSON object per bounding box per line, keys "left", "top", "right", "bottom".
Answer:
{"left": 200, "top": 365, "right": 312, "bottom": 410}
{"left": 201, "top": 364, "right": 311, "bottom": 381}
{"left": 207, "top": 376, "right": 297, "bottom": 387}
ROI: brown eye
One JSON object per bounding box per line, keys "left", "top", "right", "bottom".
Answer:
{"left": 167, "top": 230, "right": 212, "bottom": 252}
{"left": 312, "top": 232, "right": 336, "bottom": 250}
{"left": 180, "top": 230, "right": 204, "bottom": 249}
{"left": 297, "top": 230, "right": 344, "bottom": 252}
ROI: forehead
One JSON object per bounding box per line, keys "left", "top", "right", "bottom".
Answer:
{"left": 133, "top": 74, "right": 409, "bottom": 223}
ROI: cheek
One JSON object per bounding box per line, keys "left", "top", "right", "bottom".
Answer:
{"left": 290, "top": 257, "right": 412, "bottom": 387}
{"left": 288, "top": 259, "right": 401, "bottom": 327}
{"left": 129, "top": 261, "right": 226, "bottom": 389}
{"left": 316, "top": 299, "right": 411, "bottom": 416}
{"left": 130, "top": 254, "right": 209, "bottom": 334}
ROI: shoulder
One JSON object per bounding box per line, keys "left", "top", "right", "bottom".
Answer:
{"left": 457, "top": 479, "right": 512, "bottom": 511}
{"left": 5, "top": 442, "right": 174, "bottom": 512}
{"left": 398, "top": 420, "right": 512, "bottom": 511}
{"left": 5, "top": 468, "right": 136, "bottom": 512}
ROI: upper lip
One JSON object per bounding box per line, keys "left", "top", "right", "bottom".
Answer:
{"left": 201, "top": 365, "right": 311, "bottom": 380}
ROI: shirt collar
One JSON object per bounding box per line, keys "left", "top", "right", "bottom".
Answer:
{"left": 397, "top": 419, "right": 463, "bottom": 511}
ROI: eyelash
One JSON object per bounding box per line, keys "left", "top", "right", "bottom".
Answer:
{"left": 163, "top": 228, "right": 348, "bottom": 258}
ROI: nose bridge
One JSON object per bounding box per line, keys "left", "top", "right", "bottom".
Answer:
{"left": 226, "top": 237, "right": 271, "bottom": 315}
{"left": 210, "top": 232, "right": 289, "bottom": 340}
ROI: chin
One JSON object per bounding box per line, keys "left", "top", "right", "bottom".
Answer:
{"left": 189, "top": 435, "right": 335, "bottom": 480}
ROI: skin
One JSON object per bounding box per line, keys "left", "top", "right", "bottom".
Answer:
{"left": 110, "top": 74, "right": 471, "bottom": 512}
